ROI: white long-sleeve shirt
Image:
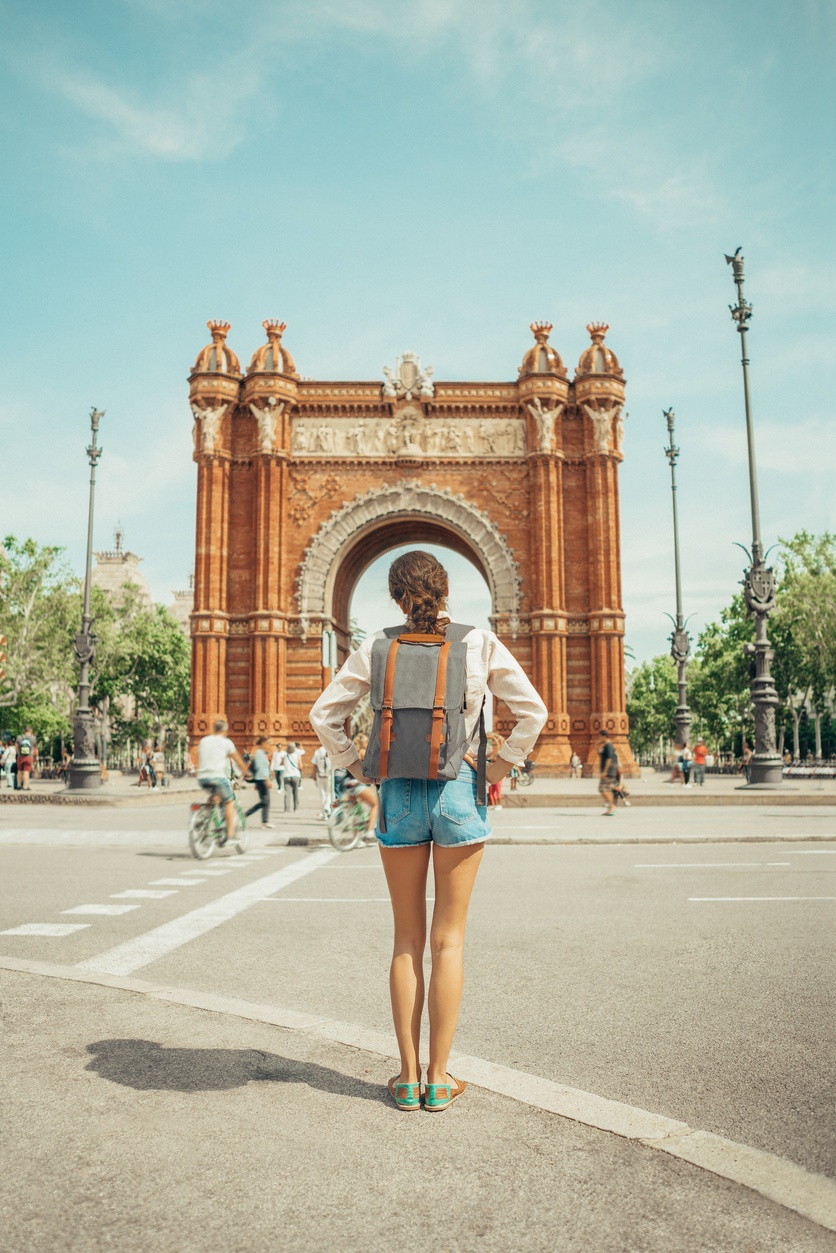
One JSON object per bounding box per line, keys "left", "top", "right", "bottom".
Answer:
{"left": 310, "top": 627, "right": 548, "bottom": 770}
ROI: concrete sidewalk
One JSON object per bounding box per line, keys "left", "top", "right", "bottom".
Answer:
{"left": 4, "top": 965, "right": 834, "bottom": 1253}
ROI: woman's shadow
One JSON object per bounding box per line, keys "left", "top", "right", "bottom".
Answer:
{"left": 86, "top": 1039, "right": 388, "bottom": 1104}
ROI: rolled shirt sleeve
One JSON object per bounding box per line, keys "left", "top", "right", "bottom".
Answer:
{"left": 309, "top": 638, "right": 373, "bottom": 768}
{"left": 485, "top": 634, "right": 548, "bottom": 765}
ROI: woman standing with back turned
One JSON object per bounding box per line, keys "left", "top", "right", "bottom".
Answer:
{"left": 310, "top": 551, "right": 547, "bottom": 1112}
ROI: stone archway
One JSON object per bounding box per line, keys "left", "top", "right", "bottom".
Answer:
{"left": 295, "top": 480, "right": 522, "bottom": 641}
{"left": 187, "top": 320, "right": 637, "bottom": 774}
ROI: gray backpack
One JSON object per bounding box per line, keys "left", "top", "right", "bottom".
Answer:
{"left": 363, "top": 623, "right": 487, "bottom": 814}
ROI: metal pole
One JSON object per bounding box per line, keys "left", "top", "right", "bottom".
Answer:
{"left": 725, "top": 249, "right": 783, "bottom": 787}
{"left": 663, "top": 408, "right": 691, "bottom": 749}
{"left": 68, "top": 409, "right": 104, "bottom": 790}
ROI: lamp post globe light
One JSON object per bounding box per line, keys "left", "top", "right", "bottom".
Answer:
{"left": 663, "top": 408, "right": 691, "bottom": 750}
{"left": 68, "top": 408, "right": 104, "bottom": 791}
{"left": 725, "top": 248, "right": 784, "bottom": 787}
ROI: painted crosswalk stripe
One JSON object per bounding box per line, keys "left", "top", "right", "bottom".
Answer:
{"left": 150, "top": 879, "right": 204, "bottom": 886}
{"left": 689, "top": 896, "right": 836, "bottom": 902}
{"left": 62, "top": 904, "right": 140, "bottom": 916}
{"left": 111, "top": 889, "right": 178, "bottom": 900}
{"left": 1, "top": 923, "right": 90, "bottom": 936}
{"left": 77, "top": 849, "right": 339, "bottom": 976}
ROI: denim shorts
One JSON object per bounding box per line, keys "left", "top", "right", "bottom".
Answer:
{"left": 199, "top": 776, "right": 234, "bottom": 803}
{"left": 376, "top": 761, "right": 491, "bottom": 849}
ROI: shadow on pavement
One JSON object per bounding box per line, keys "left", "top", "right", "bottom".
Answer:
{"left": 86, "top": 1039, "right": 389, "bottom": 1104}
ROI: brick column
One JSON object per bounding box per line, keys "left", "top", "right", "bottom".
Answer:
{"left": 577, "top": 394, "right": 636, "bottom": 776}
{"left": 241, "top": 373, "right": 297, "bottom": 744}
{"left": 519, "top": 371, "right": 571, "bottom": 773}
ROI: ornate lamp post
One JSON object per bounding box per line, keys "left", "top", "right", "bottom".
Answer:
{"left": 725, "top": 248, "right": 783, "bottom": 786}
{"left": 663, "top": 408, "right": 691, "bottom": 749}
{"left": 68, "top": 409, "right": 104, "bottom": 791}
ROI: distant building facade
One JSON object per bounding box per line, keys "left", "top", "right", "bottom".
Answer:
{"left": 92, "top": 528, "right": 153, "bottom": 608}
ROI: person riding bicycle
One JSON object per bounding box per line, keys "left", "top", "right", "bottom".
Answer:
{"left": 197, "top": 719, "right": 248, "bottom": 842}
{"left": 338, "top": 772, "right": 379, "bottom": 842}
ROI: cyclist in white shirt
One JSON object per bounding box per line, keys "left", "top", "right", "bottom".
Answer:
{"left": 197, "top": 719, "right": 248, "bottom": 841}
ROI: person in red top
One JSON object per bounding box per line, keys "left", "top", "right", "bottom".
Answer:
{"left": 692, "top": 737, "right": 708, "bottom": 787}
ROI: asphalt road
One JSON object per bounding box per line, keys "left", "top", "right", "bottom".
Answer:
{"left": 2, "top": 802, "right": 835, "bottom": 1252}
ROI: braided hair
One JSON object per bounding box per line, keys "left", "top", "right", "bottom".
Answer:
{"left": 388, "top": 550, "right": 450, "bottom": 637}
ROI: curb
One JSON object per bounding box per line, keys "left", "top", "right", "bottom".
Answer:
{"left": 504, "top": 793, "right": 835, "bottom": 808}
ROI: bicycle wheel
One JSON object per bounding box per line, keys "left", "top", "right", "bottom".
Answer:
{"left": 328, "top": 804, "right": 364, "bottom": 852}
{"left": 233, "top": 803, "right": 249, "bottom": 854}
{"left": 517, "top": 772, "right": 534, "bottom": 788}
{"left": 188, "top": 806, "right": 215, "bottom": 859}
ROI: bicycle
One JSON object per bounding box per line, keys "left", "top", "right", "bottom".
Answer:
{"left": 327, "top": 782, "right": 375, "bottom": 852}
{"left": 188, "top": 787, "right": 249, "bottom": 859}
{"left": 510, "top": 759, "right": 535, "bottom": 788}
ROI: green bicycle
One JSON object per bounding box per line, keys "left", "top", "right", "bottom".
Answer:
{"left": 188, "top": 787, "right": 249, "bottom": 859}
{"left": 327, "top": 780, "right": 376, "bottom": 852}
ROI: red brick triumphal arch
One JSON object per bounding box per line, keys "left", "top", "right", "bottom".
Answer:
{"left": 187, "top": 318, "right": 637, "bottom": 776}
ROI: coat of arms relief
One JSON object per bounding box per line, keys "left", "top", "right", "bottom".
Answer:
{"left": 382, "top": 351, "right": 435, "bottom": 399}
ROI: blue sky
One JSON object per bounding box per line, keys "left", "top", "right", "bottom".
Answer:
{"left": 1, "top": 0, "right": 834, "bottom": 660}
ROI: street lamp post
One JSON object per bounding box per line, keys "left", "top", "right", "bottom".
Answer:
{"left": 725, "top": 248, "right": 783, "bottom": 787}
{"left": 663, "top": 408, "right": 691, "bottom": 749}
{"left": 68, "top": 408, "right": 104, "bottom": 791}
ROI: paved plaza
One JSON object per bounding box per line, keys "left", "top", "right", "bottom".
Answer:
{"left": 1, "top": 791, "right": 834, "bottom": 1251}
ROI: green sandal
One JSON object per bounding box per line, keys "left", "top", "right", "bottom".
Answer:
{"left": 387, "top": 1076, "right": 421, "bottom": 1111}
{"left": 424, "top": 1076, "right": 466, "bottom": 1112}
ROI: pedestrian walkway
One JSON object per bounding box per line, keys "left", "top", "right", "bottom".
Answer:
{"left": 3, "top": 964, "right": 834, "bottom": 1252}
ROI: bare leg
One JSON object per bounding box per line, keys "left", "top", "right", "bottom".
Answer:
{"left": 379, "top": 844, "right": 431, "bottom": 1084}
{"left": 427, "top": 842, "right": 484, "bottom": 1085}
{"left": 223, "top": 798, "right": 236, "bottom": 839}
{"left": 601, "top": 788, "right": 615, "bottom": 814}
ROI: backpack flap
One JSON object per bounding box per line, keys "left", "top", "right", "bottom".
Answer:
{"left": 364, "top": 625, "right": 471, "bottom": 782}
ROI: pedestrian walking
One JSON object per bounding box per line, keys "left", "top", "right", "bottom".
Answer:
{"left": 310, "top": 549, "right": 547, "bottom": 1113}
{"left": 245, "top": 736, "right": 274, "bottom": 828}
{"left": 311, "top": 743, "right": 333, "bottom": 818}
{"left": 282, "top": 742, "right": 302, "bottom": 811}
{"left": 681, "top": 742, "right": 693, "bottom": 787}
{"left": 15, "top": 726, "right": 37, "bottom": 791}
{"left": 692, "top": 737, "right": 708, "bottom": 786}
{"left": 271, "top": 743, "right": 286, "bottom": 796}
{"left": 598, "top": 729, "right": 618, "bottom": 815}
{"left": 1, "top": 740, "right": 15, "bottom": 788}
{"left": 153, "top": 744, "right": 166, "bottom": 790}
{"left": 570, "top": 749, "right": 582, "bottom": 779}
{"left": 740, "top": 740, "right": 753, "bottom": 784}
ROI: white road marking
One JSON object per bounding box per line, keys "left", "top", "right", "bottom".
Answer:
{"left": 256, "top": 897, "right": 392, "bottom": 903}
{"left": 635, "top": 862, "right": 764, "bottom": 868}
{"left": 4, "top": 953, "right": 835, "bottom": 1235}
{"left": 111, "top": 889, "right": 178, "bottom": 900}
{"left": 689, "top": 896, "right": 836, "bottom": 902}
{"left": 1, "top": 923, "right": 90, "bottom": 936}
{"left": 794, "top": 850, "right": 836, "bottom": 855}
{"left": 78, "top": 849, "right": 339, "bottom": 975}
{"left": 179, "top": 867, "right": 235, "bottom": 876}
{"left": 766, "top": 862, "right": 792, "bottom": 866}
{"left": 150, "top": 878, "right": 204, "bottom": 886}
{"left": 62, "top": 904, "right": 140, "bottom": 916}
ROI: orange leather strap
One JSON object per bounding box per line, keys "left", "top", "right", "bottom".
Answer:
{"left": 398, "top": 634, "right": 444, "bottom": 645}
{"left": 427, "top": 641, "right": 451, "bottom": 779}
{"left": 378, "top": 639, "right": 400, "bottom": 779}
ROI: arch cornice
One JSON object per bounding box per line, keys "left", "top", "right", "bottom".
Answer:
{"left": 295, "top": 480, "right": 522, "bottom": 635}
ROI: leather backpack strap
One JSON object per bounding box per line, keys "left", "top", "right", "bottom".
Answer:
{"left": 427, "top": 641, "right": 451, "bottom": 779}
{"left": 476, "top": 699, "right": 487, "bottom": 806}
{"left": 378, "top": 638, "right": 400, "bottom": 779}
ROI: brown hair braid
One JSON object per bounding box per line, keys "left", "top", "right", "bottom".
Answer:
{"left": 388, "top": 550, "right": 450, "bottom": 637}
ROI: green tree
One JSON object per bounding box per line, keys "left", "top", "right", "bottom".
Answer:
{"left": 0, "top": 536, "right": 79, "bottom": 742}
{"left": 626, "top": 654, "right": 678, "bottom": 758}
{"left": 689, "top": 593, "right": 754, "bottom": 754}
{"left": 772, "top": 531, "right": 836, "bottom": 756}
